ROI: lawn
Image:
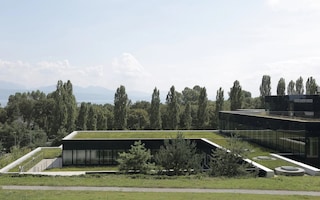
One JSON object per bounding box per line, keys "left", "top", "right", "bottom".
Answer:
{"left": 73, "top": 131, "right": 228, "bottom": 145}
{"left": 1, "top": 174, "right": 320, "bottom": 191}
{"left": 0, "top": 190, "right": 318, "bottom": 200}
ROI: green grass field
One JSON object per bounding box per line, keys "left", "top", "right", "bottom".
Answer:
{"left": 1, "top": 174, "right": 320, "bottom": 191}
{"left": 0, "top": 190, "right": 318, "bottom": 200}
{"left": 1, "top": 174, "right": 320, "bottom": 200}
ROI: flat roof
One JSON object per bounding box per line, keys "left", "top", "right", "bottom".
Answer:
{"left": 220, "top": 110, "right": 320, "bottom": 123}
{"left": 63, "top": 130, "right": 225, "bottom": 141}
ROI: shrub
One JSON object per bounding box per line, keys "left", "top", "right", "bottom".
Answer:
{"left": 117, "top": 141, "right": 153, "bottom": 174}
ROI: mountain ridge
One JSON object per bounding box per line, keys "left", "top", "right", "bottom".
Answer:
{"left": 0, "top": 81, "right": 152, "bottom": 106}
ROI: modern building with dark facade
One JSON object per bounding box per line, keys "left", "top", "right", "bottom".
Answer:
{"left": 219, "top": 95, "right": 320, "bottom": 167}
{"left": 61, "top": 132, "right": 216, "bottom": 168}
{"left": 61, "top": 132, "right": 274, "bottom": 176}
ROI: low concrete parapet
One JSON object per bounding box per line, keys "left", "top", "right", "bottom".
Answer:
{"left": 0, "top": 147, "right": 42, "bottom": 173}
{"left": 270, "top": 153, "right": 320, "bottom": 176}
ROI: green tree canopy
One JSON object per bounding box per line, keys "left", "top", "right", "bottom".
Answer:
{"left": 306, "top": 76, "right": 318, "bottom": 95}
{"left": 209, "top": 134, "right": 251, "bottom": 177}
{"left": 259, "top": 75, "right": 271, "bottom": 108}
{"left": 165, "top": 86, "right": 180, "bottom": 130}
{"left": 229, "top": 80, "right": 242, "bottom": 111}
{"left": 181, "top": 102, "right": 192, "bottom": 130}
{"left": 296, "top": 76, "right": 304, "bottom": 95}
{"left": 277, "top": 78, "right": 286, "bottom": 96}
{"left": 76, "top": 102, "right": 88, "bottom": 130}
{"left": 215, "top": 87, "right": 224, "bottom": 128}
{"left": 114, "top": 85, "right": 128, "bottom": 130}
{"left": 197, "top": 87, "right": 208, "bottom": 129}
{"left": 287, "top": 80, "right": 296, "bottom": 95}
{"left": 150, "top": 87, "right": 161, "bottom": 130}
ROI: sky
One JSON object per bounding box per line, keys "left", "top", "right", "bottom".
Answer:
{"left": 0, "top": 0, "right": 320, "bottom": 99}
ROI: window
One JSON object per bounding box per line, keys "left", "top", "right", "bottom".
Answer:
{"left": 307, "top": 137, "right": 319, "bottom": 158}
{"left": 63, "top": 150, "right": 72, "bottom": 165}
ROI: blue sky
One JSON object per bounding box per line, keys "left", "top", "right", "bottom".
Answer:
{"left": 0, "top": 0, "right": 320, "bottom": 98}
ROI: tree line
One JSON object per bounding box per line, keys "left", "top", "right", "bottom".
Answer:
{"left": 0, "top": 75, "right": 318, "bottom": 152}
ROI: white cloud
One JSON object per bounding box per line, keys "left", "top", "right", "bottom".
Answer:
{"left": 0, "top": 53, "right": 153, "bottom": 93}
{"left": 112, "top": 53, "right": 148, "bottom": 78}
{"left": 0, "top": 59, "right": 106, "bottom": 88}
{"left": 266, "top": 0, "right": 320, "bottom": 12}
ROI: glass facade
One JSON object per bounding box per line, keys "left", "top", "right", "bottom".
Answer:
{"left": 219, "top": 95, "right": 320, "bottom": 167}
{"left": 62, "top": 149, "right": 125, "bottom": 165}
{"left": 61, "top": 138, "right": 218, "bottom": 168}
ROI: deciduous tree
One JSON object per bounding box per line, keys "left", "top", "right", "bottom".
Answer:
{"left": 306, "top": 76, "right": 318, "bottom": 95}
{"left": 197, "top": 87, "right": 208, "bottom": 129}
{"left": 114, "top": 85, "right": 128, "bottom": 130}
{"left": 287, "top": 80, "right": 296, "bottom": 95}
{"left": 215, "top": 87, "right": 224, "bottom": 128}
{"left": 229, "top": 80, "right": 242, "bottom": 110}
{"left": 277, "top": 78, "right": 286, "bottom": 96}
{"left": 181, "top": 102, "right": 192, "bottom": 130}
{"left": 296, "top": 76, "right": 304, "bottom": 95}
{"left": 166, "top": 86, "right": 180, "bottom": 130}
{"left": 259, "top": 75, "right": 271, "bottom": 108}
{"left": 150, "top": 87, "right": 161, "bottom": 130}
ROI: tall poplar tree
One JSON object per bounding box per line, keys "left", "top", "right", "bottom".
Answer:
{"left": 76, "top": 102, "right": 88, "bottom": 130}
{"left": 87, "top": 104, "right": 97, "bottom": 130}
{"left": 306, "top": 76, "right": 318, "bottom": 95}
{"left": 259, "top": 75, "right": 271, "bottom": 108}
{"left": 197, "top": 87, "right": 208, "bottom": 129}
{"left": 277, "top": 78, "right": 286, "bottom": 96}
{"left": 64, "top": 80, "right": 77, "bottom": 133}
{"left": 149, "top": 87, "right": 161, "bottom": 129}
{"left": 114, "top": 85, "right": 128, "bottom": 130}
{"left": 296, "top": 76, "right": 304, "bottom": 95}
{"left": 229, "top": 80, "right": 242, "bottom": 111}
{"left": 181, "top": 102, "right": 192, "bottom": 130}
{"left": 215, "top": 87, "right": 224, "bottom": 128}
{"left": 166, "top": 86, "right": 180, "bottom": 130}
{"left": 287, "top": 80, "right": 296, "bottom": 95}
{"left": 49, "top": 80, "right": 77, "bottom": 144}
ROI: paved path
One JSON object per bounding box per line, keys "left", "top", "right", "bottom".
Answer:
{"left": 2, "top": 185, "right": 320, "bottom": 196}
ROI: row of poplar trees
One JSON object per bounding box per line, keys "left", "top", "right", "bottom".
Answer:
{"left": 0, "top": 75, "right": 318, "bottom": 151}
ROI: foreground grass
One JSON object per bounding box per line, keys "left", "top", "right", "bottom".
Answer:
{"left": 0, "top": 190, "right": 318, "bottom": 200}
{"left": 1, "top": 174, "right": 320, "bottom": 191}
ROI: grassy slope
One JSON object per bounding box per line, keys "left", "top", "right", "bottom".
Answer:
{"left": 0, "top": 190, "right": 317, "bottom": 200}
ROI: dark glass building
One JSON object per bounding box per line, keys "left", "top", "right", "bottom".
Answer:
{"left": 62, "top": 137, "right": 215, "bottom": 169}
{"left": 219, "top": 95, "right": 320, "bottom": 167}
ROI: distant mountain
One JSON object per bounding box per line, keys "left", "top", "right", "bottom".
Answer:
{"left": 0, "top": 81, "right": 27, "bottom": 90}
{"left": 0, "top": 82, "right": 151, "bottom": 106}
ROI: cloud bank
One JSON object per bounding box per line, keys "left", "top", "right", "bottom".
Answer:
{"left": 0, "top": 53, "right": 151, "bottom": 91}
